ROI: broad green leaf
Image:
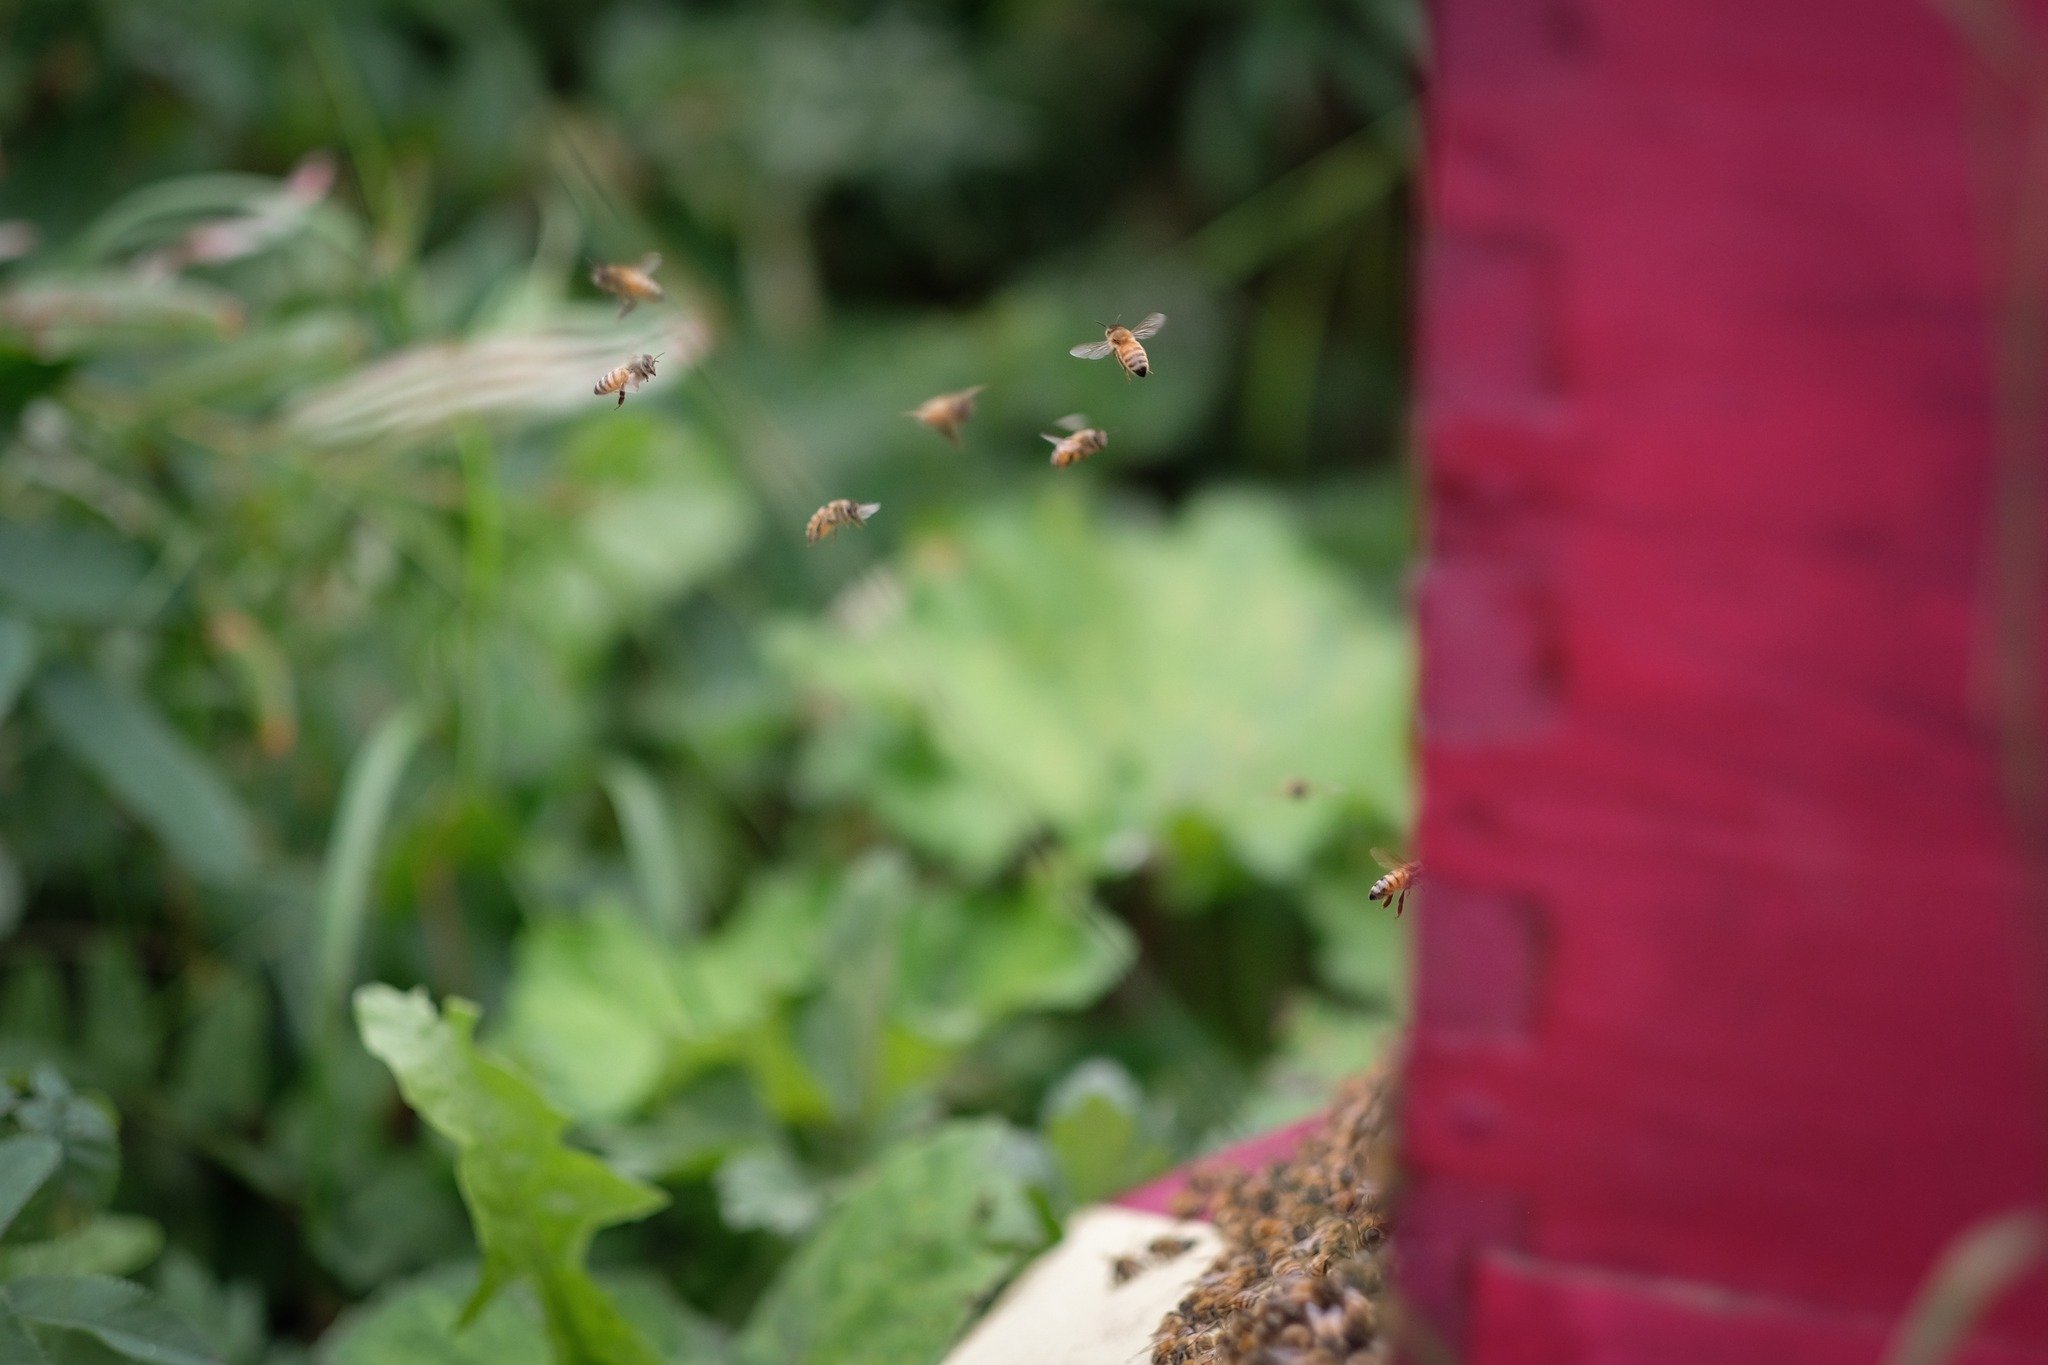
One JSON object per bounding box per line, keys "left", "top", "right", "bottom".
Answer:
{"left": 1040, "top": 1060, "right": 1170, "bottom": 1206}
{"left": 0, "top": 526, "right": 149, "bottom": 624}
{"left": 0, "top": 1296, "right": 50, "bottom": 1364}
{"left": 312, "top": 707, "right": 428, "bottom": 1044}
{"left": 503, "top": 879, "right": 835, "bottom": 1122}
{"left": 0, "top": 614, "right": 35, "bottom": 724}
{"left": 0, "top": 1071, "right": 119, "bottom": 1242}
{"left": 31, "top": 668, "right": 258, "bottom": 886}
{"left": 712, "top": 1146, "right": 823, "bottom": 1237}
{"left": 152, "top": 1249, "right": 266, "bottom": 1365}
{"left": 0, "top": 1137, "right": 62, "bottom": 1241}
{"left": 775, "top": 489, "right": 1411, "bottom": 885}
{"left": 320, "top": 1266, "right": 727, "bottom": 1365}
{"left": 0, "top": 1274, "right": 218, "bottom": 1365}
{"left": 590, "top": 1072, "right": 776, "bottom": 1184}
{"left": 0, "top": 1214, "right": 163, "bottom": 1278}
{"left": 353, "top": 986, "right": 667, "bottom": 1365}
{"left": 737, "top": 1121, "right": 1055, "bottom": 1365}
{"left": 896, "top": 864, "right": 1134, "bottom": 1047}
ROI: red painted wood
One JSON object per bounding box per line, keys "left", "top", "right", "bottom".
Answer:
{"left": 1408, "top": 0, "right": 2048, "bottom": 1357}
{"left": 1472, "top": 1253, "right": 2046, "bottom": 1365}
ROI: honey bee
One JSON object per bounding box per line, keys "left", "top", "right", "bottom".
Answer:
{"left": 1042, "top": 414, "right": 1109, "bottom": 468}
{"left": 1368, "top": 848, "right": 1419, "bottom": 917}
{"left": 906, "top": 384, "right": 986, "bottom": 447}
{"left": 1148, "top": 1235, "right": 1197, "bottom": 1262}
{"left": 1070, "top": 311, "right": 1165, "bottom": 378}
{"left": 589, "top": 253, "right": 663, "bottom": 318}
{"left": 805, "top": 498, "right": 881, "bottom": 543}
{"left": 593, "top": 352, "right": 661, "bottom": 407}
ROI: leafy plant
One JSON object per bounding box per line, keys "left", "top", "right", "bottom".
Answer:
{"left": 354, "top": 986, "right": 668, "bottom": 1365}
{"left": 0, "top": 1068, "right": 217, "bottom": 1364}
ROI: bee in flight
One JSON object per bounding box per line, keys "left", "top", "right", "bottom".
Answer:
{"left": 590, "top": 253, "right": 663, "bottom": 318}
{"left": 806, "top": 498, "right": 881, "bottom": 544}
{"left": 1043, "top": 414, "right": 1109, "bottom": 468}
{"left": 1070, "top": 312, "right": 1165, "bottom": 378}
{"left": 593, "top": 353, "right": 661, "bottom": 407}
{"left": 906, "top": 384, "right": 987, "bottom": 447}
{"left": 1368, "top": 848, "right": 1419, "bottom": 917}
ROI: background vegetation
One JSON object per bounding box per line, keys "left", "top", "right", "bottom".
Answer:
{"left": 0, "top": 1, "right": 1418, "bottom": 1360}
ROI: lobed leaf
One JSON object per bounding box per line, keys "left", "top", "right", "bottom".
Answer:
{"left": 353, "top": 986, "right": 668, "bottom": 1365}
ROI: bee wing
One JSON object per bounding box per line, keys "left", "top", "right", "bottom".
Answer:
{"left": 1369, "top": 846, "right": 1401, "bottom": 871}
{"left": 855, "top": 502, "right": 881, "bottom": 522}
{"left": 1041, "top": 433, "right": 1064, "bottom": 445}
{"left": 1130, "top": 312, "right": 1166, "bottom": 340}
{"left": 636, "top": 252, "right": 662, "bottom": 275}
{"left": 960, "top": 384, "right": 988, "bottom": 399}
{"left": 1070, "top": 340, "right": 1116, "bottom": 360}
{"left": 1054, "top": 413, "right": 1089, "bottom": 432}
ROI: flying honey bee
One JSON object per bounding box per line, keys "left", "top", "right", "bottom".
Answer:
{"left": 1368, "top": 848, "right": 1419, "bottom": 917}
{"left": 1070, "top": 312, "right": 1166, "bottom": 378}
{"left": 589, "top": 253, "right": 663, "bottom": 318}
{"left": 593, "top": 352, "right": 660, "bottom": 407}
{"left": 906, "top": 384, "right": 986, "bottom": 447}
{"left": 805, "top": 498, "right": 881, "bottom": 544}
{"left": 1043, "top": 414, "right": 1109, "bottom": 468}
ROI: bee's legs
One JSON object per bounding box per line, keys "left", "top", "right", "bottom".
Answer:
{"left": 618, "top": 299, "right": 634, "bottom": 319}
{"left": 1396, "top": 890, "right": 1407, "bottom": 917}
{"left": 616, "top": 391, "right": 626, "bottom": 407}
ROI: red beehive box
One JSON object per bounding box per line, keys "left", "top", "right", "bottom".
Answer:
{"left": 1406, "top": 0, "right": 2048, "bottom": 1360}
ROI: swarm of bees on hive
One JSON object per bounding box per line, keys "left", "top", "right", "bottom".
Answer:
{"left": 1155, "top": 1071, "right": 1397, "bottom": 1365}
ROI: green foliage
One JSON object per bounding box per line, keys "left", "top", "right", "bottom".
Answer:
{"left": 777, "top": 490, "right": 1410, "bottom": 882}
{"left": 0, "top": 0, "right": 1415, "bottom": 1358}
{"left": 1041, "top": 1060, "right": 1173, "bottom": 1206}
{"left": 0, "top": 1070, "right": 217, "bottom": 1365}
{"left": 354, "top": 987, "right": 667, "bottom": 1365}
{"left": 736, "top": 1121, "right": 1055, "bottom": 1365}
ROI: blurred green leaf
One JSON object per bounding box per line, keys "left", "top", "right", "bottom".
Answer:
{"left": 31, "top": 667, "right": 259, "bottom": 886}
{"left": 0, "top": 1071, "right": 119, "bottom": 1244}
{"left": 778, "top": 490, "right": 1410, "bottom": 884}
{"left": 0, "top": 1137, "right": 62, "bottom": 1242}
{"left": 1040, "top": 1060, "right": 1170, "bottom": 1206}
{"left": 0, "top": 528, "right": 149, "bottom": 625}
{"left": 737, "top": 1121, "right": 1054, "bottom": 1365}
{"left": 321, "top": 1266, "right": 727, "bottom": 1365}
{"left": 0, "top": 1214, "right": 164, "bottom": 1279}
{"left": 0, "top": 1274, "right": 217, "bottom": 1365}
{"left": 0, "top": 615, "right": 36, "bottom": 724}
{"left": 313, "top": 708, "right": 429, "bottom": 1044}
{"left": 600, "top": 758, "right": 693, "bottom": 940}
{"left": 712, "top": 1146, "right": 823, "bottom": 1237}
{"left": 353, "top": 986, "right": 667, "bottom": 1365}
{"left": 81, "top": 941, "right": 160, "bottom": 1095}
{"left": 168, "top": 972, "right": 269, "bottom": 1131}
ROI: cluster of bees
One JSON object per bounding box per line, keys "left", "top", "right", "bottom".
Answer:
{"left": 586, "top": 253, "right": 1163, "bottom": 542}
{"left": 1154, "top": 1071, "right": 1396, "bottom": 1364}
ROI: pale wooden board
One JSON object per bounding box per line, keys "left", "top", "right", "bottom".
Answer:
{"left": 942, "top": 1206, "right": 1221, "bottom": 1365}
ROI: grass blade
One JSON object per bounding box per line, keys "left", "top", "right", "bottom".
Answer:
{"left": 312, "top": 706, "right": 429, "bottom": 1046}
